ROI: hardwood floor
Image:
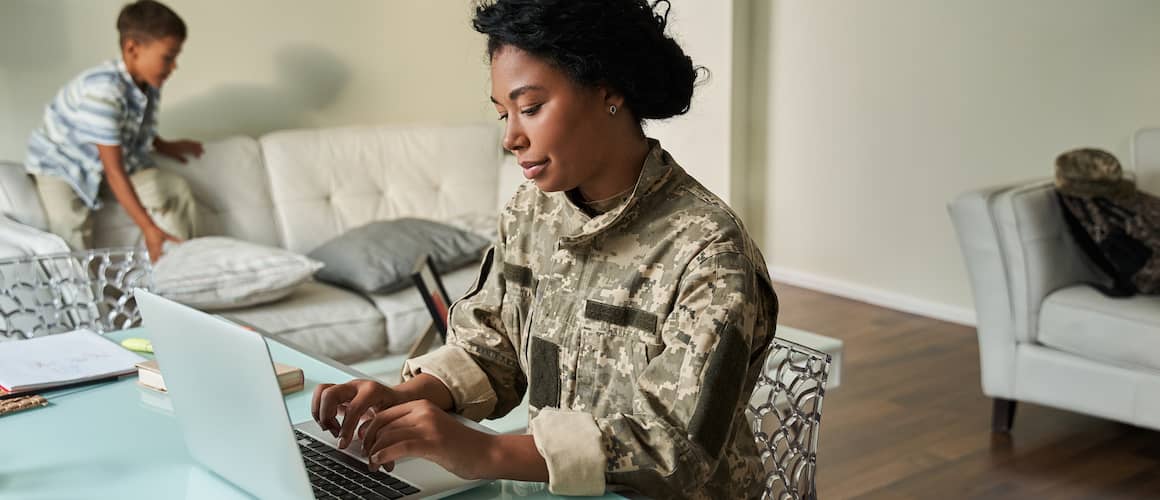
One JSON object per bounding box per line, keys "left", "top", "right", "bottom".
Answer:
{"left": 773, "top": 283, "right": 1160, "bottom": 499}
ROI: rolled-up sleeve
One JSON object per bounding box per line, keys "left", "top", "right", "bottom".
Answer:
{"left": 402, "top": 221, "right": 528, "bottom": 421}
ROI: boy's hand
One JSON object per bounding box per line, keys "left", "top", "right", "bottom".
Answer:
{"left": 143, "top": 225, "right": 182, "bottom": 262}
{"left": 156, "top": 139, "right": 204, "bottom": 163}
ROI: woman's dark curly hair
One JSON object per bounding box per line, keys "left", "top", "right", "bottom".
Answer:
{"left": 473, "top": 0, "right": 703, "bottom": 121}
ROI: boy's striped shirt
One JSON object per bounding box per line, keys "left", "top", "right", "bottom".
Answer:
{"left": 26, "top": 58, "right": 160, "bottom": 209}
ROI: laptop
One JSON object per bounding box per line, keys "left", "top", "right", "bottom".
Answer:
{"left": 135, "top": 290, "right": 487, "bottom": 499}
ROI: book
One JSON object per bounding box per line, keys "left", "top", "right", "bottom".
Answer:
{"left": 0, "top": 329, "right": 145, "bottom": 396}
{"left": 135, "top": 360, "right": 304, "bottom": 395}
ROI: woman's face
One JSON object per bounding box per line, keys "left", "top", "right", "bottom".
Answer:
{"left": 490, "top": 45, "right": 616, "bottom": 195}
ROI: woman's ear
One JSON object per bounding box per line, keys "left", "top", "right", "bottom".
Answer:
{"left": 597, "top": 85, "right": 626, "bottom": 113}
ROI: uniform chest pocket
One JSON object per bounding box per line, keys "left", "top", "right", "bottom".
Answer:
{"left": 500, "top": 262, "right": 536, "bottom": 341}
{"left": 573, "top": 300, "right": 663, "bottom": 414}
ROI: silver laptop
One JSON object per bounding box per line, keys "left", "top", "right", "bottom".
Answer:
{"left": 136, "top": 290, "right": 487, "bottom": 499}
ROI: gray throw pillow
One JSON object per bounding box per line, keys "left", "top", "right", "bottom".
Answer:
{"left": 308, "top": 218, "right": 491, "bottom": 294}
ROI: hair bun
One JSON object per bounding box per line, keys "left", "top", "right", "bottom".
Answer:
{"left": 474, "top": 0, "right": 704, "bottom": 121}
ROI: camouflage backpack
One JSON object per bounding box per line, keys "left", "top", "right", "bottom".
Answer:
{"left": 1055, "top": 148, "right": 1160, "bottom": 296}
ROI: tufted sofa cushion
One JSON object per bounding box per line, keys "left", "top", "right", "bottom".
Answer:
{"left": 259, "top": 123, "right": 503, "bottom": 255}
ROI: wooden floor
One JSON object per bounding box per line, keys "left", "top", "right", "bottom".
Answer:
{"left": 774, "top": 283, "right": 1160, "bottom": 500}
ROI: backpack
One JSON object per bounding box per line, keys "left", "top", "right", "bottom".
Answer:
{"left": 1055, "top": 148, "right": 1160, "bottom": 296}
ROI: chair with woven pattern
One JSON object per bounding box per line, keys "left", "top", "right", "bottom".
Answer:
{"left": 747, "top": 336, "right": 833, "bottom": 500}
{"left": 0, "top": 248, "right": 152, "bottom": 340}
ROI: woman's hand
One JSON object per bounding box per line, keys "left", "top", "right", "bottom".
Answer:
{"left": 359, "top": 400, "right": 500, "bottom": 480}
{"left": 312, "top": 379, "right": 405, "bottom": 449}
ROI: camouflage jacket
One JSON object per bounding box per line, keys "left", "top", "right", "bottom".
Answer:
{"left": 404, "top": 141, "right": 778, "bottom": 498}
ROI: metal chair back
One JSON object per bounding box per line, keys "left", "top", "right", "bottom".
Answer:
{"left": 747, "top": 336, "right": 833, "bottom": 500}
{"left": 0, "top": 248, "right": 152, "bottom": 339}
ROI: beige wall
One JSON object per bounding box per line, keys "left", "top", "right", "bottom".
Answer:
{"left": 0, "top": 0, "right": 493, "bottom": 161}
{"left": 17, "top": 1, "right": 1138, "bottom": 325}
{"left": 645, "top": 0, "right": 740, "bottom": 205}
{"left": 760, "top": 0, "right": 1160, "bottom": 322}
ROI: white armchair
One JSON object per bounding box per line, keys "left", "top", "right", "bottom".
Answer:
{"left": 948, "top": 180, "right": 1160, "bottom": 432}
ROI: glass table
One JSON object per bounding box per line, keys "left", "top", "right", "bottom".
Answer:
{"left": 0, "top": 327, "right": 622, "bottom": 499}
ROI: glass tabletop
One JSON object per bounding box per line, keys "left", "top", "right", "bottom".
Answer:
{"left": 0, "top": 327, "right": 621, "bottom": 499}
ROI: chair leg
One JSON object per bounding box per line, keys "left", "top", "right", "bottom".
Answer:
{"left": 992, "top": 398, "right": 1017, "bottom": 433}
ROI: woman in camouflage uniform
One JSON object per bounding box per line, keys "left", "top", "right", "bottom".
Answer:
{"left": 313, "top": 1, "right": 778, "bottom": 497}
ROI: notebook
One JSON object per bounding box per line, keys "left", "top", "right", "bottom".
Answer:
{"left": 0, "top": 329, "right": 145, "bottom": 396}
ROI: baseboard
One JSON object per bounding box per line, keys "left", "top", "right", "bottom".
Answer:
{"left": 769, "top": 266, "right": 977, "bottom": 327}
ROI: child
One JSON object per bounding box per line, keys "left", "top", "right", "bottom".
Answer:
{"left": 25, "top": 0, "right": 201, "bottom": 260}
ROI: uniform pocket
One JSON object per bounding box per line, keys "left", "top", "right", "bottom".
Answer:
{"left": 573, "top": 300, "right": 662, "bottom": 414}
{"left": 528, "top": 336, "right": 561, "bottom": 409}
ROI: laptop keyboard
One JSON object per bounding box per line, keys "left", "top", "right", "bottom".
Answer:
{"left": 294, "top": 429, "right": 422, "bottom": 499}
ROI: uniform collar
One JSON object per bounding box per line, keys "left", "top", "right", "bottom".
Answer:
{"left": 559, "top": 138, "right": 676, "bottom": 247}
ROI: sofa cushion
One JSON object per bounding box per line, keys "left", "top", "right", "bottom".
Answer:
{"left": 0, "top": 161, "right": 48, "bottom": 231}
{"left": 367, "top": 265, "right": 481, "bottom": 353}
{"left": 309, "top": 218, "right": 489, "bottom": 295}
{"left": 224, "top": 281, "right": 386, "bottom": 363}
{"left": 93, "top": 137, "right": 280, "bottom": 250}
{"left": 259, "top": 123, "right": 503, "bottom": 254}
{"left": 153, "top": 237, "right": 322, "bottom": 311}
{"left": 1039, "top": 285, "right": 1160, "bottom": 372}
{"left": 0, "top": 215, "right": 69, "bottom": 259}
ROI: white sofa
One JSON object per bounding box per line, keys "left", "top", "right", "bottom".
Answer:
{"left": 0, "top": 122, "right": 523, "bottom": 366}
{"left": 948, "top": 180, "right": 1160, "bottom": 432}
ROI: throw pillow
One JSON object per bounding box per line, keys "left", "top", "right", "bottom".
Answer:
{"left": 153, "top": 237, "right": 323, "bottom": 310}
{"left": 309, "top": 218, "right": 490, "bottom": 294}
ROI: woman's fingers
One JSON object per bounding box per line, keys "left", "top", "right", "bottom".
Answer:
{"left": 337, "top": 391, "right": 380, "bottom": 448}
{"left": 316, "top": 384, "right": 356, "bottom": 435}
{"left": 365, "top": 426, "right": 422, "bottom": 471}
{"left": 361, "top": 401, "right": 425, "bottom": 456}
{"left": 310, "top": 383, "right": 333, "bottom": 424}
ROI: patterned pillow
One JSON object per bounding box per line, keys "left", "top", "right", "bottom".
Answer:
{"left": 153, "top": 237, "right": 323, "bottom": 310}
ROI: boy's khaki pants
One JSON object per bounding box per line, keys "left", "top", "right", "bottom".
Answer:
{"left": 35, "top": 167, "right": 198, "bottom": 251}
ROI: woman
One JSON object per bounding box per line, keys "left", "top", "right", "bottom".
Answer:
{"left": 312, "top": 1, "right": 778, "bottom": 497}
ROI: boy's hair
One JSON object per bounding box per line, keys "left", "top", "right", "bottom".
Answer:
{"left": 117, "top": 0, "right": 186, "bottom": 47}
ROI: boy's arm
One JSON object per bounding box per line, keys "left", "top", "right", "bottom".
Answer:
{"left": 97, "top": 144, "right": 180, "bottom": 261}
{"left": 153, "top": 137, "right": 204, "bottom": 163}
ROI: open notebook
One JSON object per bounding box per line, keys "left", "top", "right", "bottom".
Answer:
{"left": 0, "top": 329, "right": 145, "bottom": 396}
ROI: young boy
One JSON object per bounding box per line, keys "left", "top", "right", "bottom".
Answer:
{"left": 25, "top": 0, "right": 201, "bottom": 261}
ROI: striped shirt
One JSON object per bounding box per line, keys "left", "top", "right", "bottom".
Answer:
{"left": 25, "top": 59, "right": 160, "bottom": 209}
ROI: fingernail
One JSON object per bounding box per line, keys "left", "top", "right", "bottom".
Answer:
{"left": 339, "top": 438, "right": 347, "bottom": 449}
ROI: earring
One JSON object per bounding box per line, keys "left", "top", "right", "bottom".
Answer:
{"left": 609, "top": 104, "right": 618, "bottom": 116}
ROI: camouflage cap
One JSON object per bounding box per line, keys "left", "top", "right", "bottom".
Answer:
{"left": 1054, "top": 148, "right": 1136, "bottom": 200}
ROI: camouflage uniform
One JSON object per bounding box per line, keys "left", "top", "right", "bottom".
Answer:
{"left": 404, "top": 140, "right": 777, "bottom": 498}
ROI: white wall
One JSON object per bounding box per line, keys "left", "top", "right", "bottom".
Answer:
{"left": 646, "top": 0, "right": 741, "bottom": 206}
{"left": 0, "top": 0, "right": 493, "bottom": 162}
{"left": 761, "top": 0, "right": 1160, "bottom": 323}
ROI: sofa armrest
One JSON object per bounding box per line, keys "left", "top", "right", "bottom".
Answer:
{"left": 948, "top": 179, "right": 1103, "bottom": 397}
{"left": 0, "top": 215, "right": 70, "bottom": 259}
